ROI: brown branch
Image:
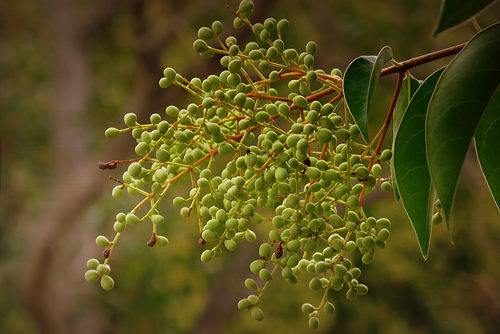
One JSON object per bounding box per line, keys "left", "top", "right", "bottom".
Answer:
{"left": 381, "top": 43, "right": 466, "bottom": 77}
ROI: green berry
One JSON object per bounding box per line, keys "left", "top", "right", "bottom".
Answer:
{"left": 356, "top": 284, "right": 369, "bottom": 295}
{"left": 156, "top": 236, "right": 169, "bottom": 246}
{"left": 251, "top": 306, "right": 264, "bottom": 321}
{"left": 84, "top": 269, "right": 100, "bottom": 283}
{"left": 238, "top": 298, "right": 252, "bottom": 310}
{"left": 105, "top": 127, "right": 120, "bottom": 138}
{"left": 238, "top": 0, "right": 254, "bottom": 18}
{"left": 193, "top": 39, "right": 209, "bottom": 53}
{"left": 123, "top": 113, "right": 137, "bottom": 127}
{"left": 309, "top": 277, "right": 322, "bottom": 291}
{"left": 306, "top": 41, "right": 317, "bottom": 55}
{"left": 126, "top": 213, "right": 140, "bottom": 225}
{"left": 165, "top": 105, "right": 179, "bottom": 118}
{"left": 159, "top": 78, "right": 171, "bottom": 88}
{"left": 163, "top": 67, "right": 176, "bottom": 81}
{"left": 200, "top": 249, "right": 213, "bottom": 263}
{"left": 245, "top": 278, "right": 259, "bottom": 290}
{"left": 380, "top": 149, "right": 393, "bottom": 161}
{"left": 308, "top": 317, "right": 320, "bottom": 330}
{"left": 259, "top": 268, "right": 272, "bottom": 281}
{"left": 250, "top": 259, "right": 265, "bottom": 274}
{"left": 377, "top": 228, "right": 390, "bottom": 242}
{"left": 112, "top": 185, "right": 124, "bottom": 199}
{"left": 86, "top": 258, "right": 99, "bottom": 270}
{"left": 347, "top": 195, "right": 359, "bottom": 208}
{"left": 381, "top": 181, "right": 392, "bottom": 192}
{"left": 212, "top": 20, "right": 223, "bottom": 35}
{"left": 346, "top": 288, "right": 357, "bottom": 300}
{"left": 113, "top": 221, "right": 126, "bottom": 233}
{"left": 293, "top": 95, "right": 308, "bottom": 109}
{"left": 324, "top": 301, "right": 335, "bottom": 314}
{"left": 100, "top": 275, "right": 114, "bottom": 290}
{"left": 259, "top": 243, "right": 272, "bottom": 258}
{"left": 95, "top": 236, "right": 110, "bottom": 248}
{"left": 376, "top": 218, "right": 391, "bottom": 229}
{"left": 432, "top": 212, "right": 443, "bottom": 225}
{"left": 301, "top": 303, "right": 315, "bottom": 314}
{"left": 198, "top": 27, "right": 213, "bottom": 41}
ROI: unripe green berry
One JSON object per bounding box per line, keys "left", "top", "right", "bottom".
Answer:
{"left": 87, "top": 258, "right": 99, "bottom": 270}
{"left": 198, "top": 27, "right": 213, "bottom": 41}
{"left": 347, "top": 195, "right": 359, "bottom": 208}
{"left": 113, "top": 221, "right": 126, "bottom": 233}
{"left": 166, "top": 105, "right": 180, "bottom": 118}
{"left": 324, "top": 301, "right": 335, "bottom": 314}
{"left": 259, "top": 243, "right": 272, "bottom": 258}
{"left": 432, "top": 212, "right": 443, "bottom": 225}
{"left": 377, "top": 228, "right": 390, "bottom": 242}
{"left": 259, "top": 268, "right": 272, "bottom": 281}
{"left": 376, "top": 218, "right": 391, "bottom": 229}
{"left": 245, "top": 278, "right": 259, "bottom": 290}
{"left": 84, "top": 269, "right": 100, "bottom": 283}
{"left": 96, "top": 236, "right": 110, "bottom": 248}
{"left": 309, "top": 277, "right": 322, "bottom": 291}
{"left": 308, "top": 317, "right": 320, "bottom": 330}
{"left": 200, "top": 249, "right": 213, "bottom": 263}
{"left": 251, "top": 306, "right": 264, "bottom": 321}
{"left": 250, "top": 259, "right": 265, "bottom": 274}
{"left": 100, "top": 275, "right": 114, "bottom": 290}
{"left": 224, "top": 239, "right": 236, "bottom": 251}
{"left": 112, "top": 185, "right": 124, "bottom": 199}
{"left": 346, "top": 288, "right": 357, "bottom": 300}
{"left": 156, "top": 235, "right": 169, "bottom": 247}
{"left": 163, "top": 67, "right": 176, "bottom": 81}
{"left": 238, "top": 298, "right": 252, "bottom": 310}
{"left": 381, "top": 181, "right": 392, "bottom": 192}
{"left": 380, "top": 149, "right": 393, "bottom": 161}
{"left": 306, "top": 41, "right": 317, "bottom": 55}
{"left": 105, "top": 127, "right": 120, "bottom": 138}
{"left": 126, "top": 213, "right": 140, "bottom": 225}
{"left": 293, "top": 95, "right": 308, "bottom": 109}
{"left": 193, "top": 39, "right": 209, "bottom": 53}
{"left": 212, "top": 20, "right": 223, "bottom": 35}
{"left": 124, "top": 113, "right": 137, "bottom": 127}
{"left": 362, "top": 252, "right": 374, "bottom": 264}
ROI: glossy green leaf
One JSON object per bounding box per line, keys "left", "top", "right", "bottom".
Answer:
{"left": 426, "top": 23, "right": 500, "bottom": 238}
{"left": 344, "top": 46, "right": 393, "bottom": 143}
{"left": 475, "top": 86, "right": 500, "bottom": 210}
{"left": 391, "top": 73, "right": 421, "bottom": 202}
{"left": 393, "top": 69, "right": 443, "bottom": 259}
{"left": 433, "top": 0, "right": 496, "bottom": 36}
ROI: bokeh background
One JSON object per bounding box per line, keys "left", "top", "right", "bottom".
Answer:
{"left": 1, "top": 0, "right": 500, "bottom": 333}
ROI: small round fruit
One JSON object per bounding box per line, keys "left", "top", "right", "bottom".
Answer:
{"left": 309, "top": 277, "right": 322, "bottom": 291}
{"left": 156, "top": 236, "right": 169, "bottom": 246}
{"left": 105, "top": 127, "right": 120, "bottom": 138}
{"left": 238, "top": 298, "right": 252, "bottom": 310}
{"left": 251, "top": 306, "right": 264, "bottom": 321}
{"left": 86, "top": 258, "right": 100, "bottom": 270}
{"left": 123, "top": 113, "right": 137, "bottom": 127}
{"left": 100, "top": 275, "right": 114, "bottom": 290}
{"left": 200, "top": 249, "right": 213, "bottom": 263}
{"left": 308, "top": 317, "right": 320, "bottom": 329}
{"left": 95, "top": 236, "right": 110, "bottom": 248}
{"left": 84, "top": 269, "right": 100, "bottom": 283}
{"left": 381, "top": 181, "right": 392, "bottom": 192}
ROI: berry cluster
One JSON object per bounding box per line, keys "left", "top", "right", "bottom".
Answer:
{"left": 87, "top": 0, "right": 394, "bottom": 328}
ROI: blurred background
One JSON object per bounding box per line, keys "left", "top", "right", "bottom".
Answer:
{"left": 1, "top": 0, "right": 500, "bottom": 333}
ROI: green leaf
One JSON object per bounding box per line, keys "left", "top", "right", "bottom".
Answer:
{"left": 393, "top": 69, "right": 443, "bottom": 259}
{"left": 391, "top": 73, "right": 421, "bottom": 202}
{"left": 475, "top": 86, "right": 500, "bottom": 210}
{"left": 344, "top": 46, "right": 393, "bottom": 143}
{"left": 426, "top": 23, "right": 500, "bottom": 238}
{"left": 433, "top": 0, "right": 496, "bottom": 36}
